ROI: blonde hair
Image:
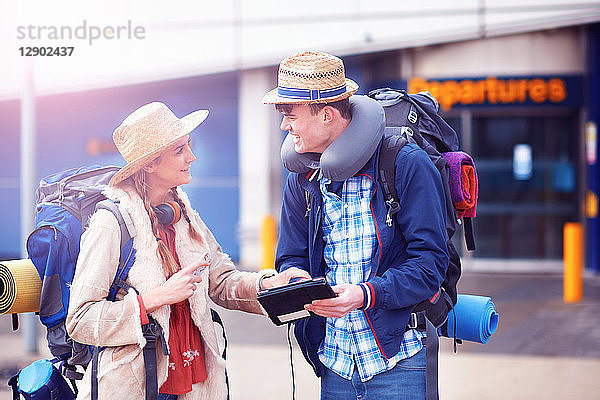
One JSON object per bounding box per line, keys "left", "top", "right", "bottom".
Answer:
{"left": 128, "top": 170, "right": 204, "bottom": 276}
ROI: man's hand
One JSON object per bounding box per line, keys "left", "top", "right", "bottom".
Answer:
{"left": 305, "top": 283, "right": 364, "bottom": 318}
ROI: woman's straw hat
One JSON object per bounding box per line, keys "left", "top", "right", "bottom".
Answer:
{"left": 109, "top": 102, "right": 209, "bottom": 187}
{"left": 263, "top": 51, "right": 359, "bottom": 104}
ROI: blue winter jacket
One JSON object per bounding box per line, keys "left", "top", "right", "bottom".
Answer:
{"left": 275, "top": 140, "right": 449, "bottom": 376}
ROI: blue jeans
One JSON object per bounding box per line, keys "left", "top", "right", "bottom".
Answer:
{"left": 320, "top": 347, "right": 426, "bottom": 400}
{"left": 158, "top": 394, "right": 178, "bottom": 400}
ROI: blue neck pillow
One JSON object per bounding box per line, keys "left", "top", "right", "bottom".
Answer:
{"left": 280, "top": 95, "right": 386, "bottom": 181}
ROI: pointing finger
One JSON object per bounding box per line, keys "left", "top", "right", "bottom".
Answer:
{"left": 181, "top": 263, "right": 205, "bottom": 275}
{"left": 181, "top": 264, "right": 199, "bottom": 273}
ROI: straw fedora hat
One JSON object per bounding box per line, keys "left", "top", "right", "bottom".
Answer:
{"left": 263, "top": 51, "right": 359, "bottom": 104}
{"left": 109, "top": 102, "right": 209, "bottom": 187}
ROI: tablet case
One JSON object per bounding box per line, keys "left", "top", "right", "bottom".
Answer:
{"left": 257, "top": 277, "right": 336, "bottom": 325}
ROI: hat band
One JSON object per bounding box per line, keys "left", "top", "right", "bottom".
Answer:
{"left": 277, "top": 83, "right": 347, "bottom": 101}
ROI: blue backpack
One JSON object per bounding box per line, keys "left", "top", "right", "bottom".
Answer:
{"left": 8, "top": 359, "right": 77, "bottom": 400}
{"left": 10, "top": 165, "right": 151, "bottom": 400}
{"left": 11, "top": 165, "right": 227, "bottom": 400}
{"left": 26, "top": 165, "right": 138, "bottom": 365}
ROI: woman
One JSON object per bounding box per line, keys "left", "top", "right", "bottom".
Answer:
{"left": 66, "top": 102, "right": 308, "bottom": 400}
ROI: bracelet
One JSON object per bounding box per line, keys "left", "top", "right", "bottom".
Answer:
{"left": 258, "top": 273, "right": 276, "bottom": 291}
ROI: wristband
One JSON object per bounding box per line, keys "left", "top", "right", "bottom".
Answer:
{"left": 137, "top": 294, "right": 150, "bottom": 325}
{"left": 258, "top": 273, "right": 276, "bottom": 291}
{"left": 357, "top": 283, "right": 369, "bottom": 310}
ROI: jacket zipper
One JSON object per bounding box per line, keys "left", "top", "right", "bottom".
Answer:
{"left": 302, "top": 181, "right": 321, "bottom": 374}
{"left": 312, "top": 204, "right": 322, "bottom": 246}
{"left": 28, "top": 225, "right": 58, "bottom": 242}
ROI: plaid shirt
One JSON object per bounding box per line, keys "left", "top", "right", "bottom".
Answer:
{"left": 317, "top": 175, "right": 425, "bottom": 382}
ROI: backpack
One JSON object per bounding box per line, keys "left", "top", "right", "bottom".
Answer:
{"left": 368, "top": 88, "right": 478, "bottom": 331}
{"left": 15, "top": 165, "right": 146, "bottom": 399}
{"left": 12, "top": 165, "right": 228, "bottom": 400}
{"left": 369, "top": 88, "right": 478, "bottom": 400}
{"left": 8, "top": 359, "right": 77, "bottom": 400}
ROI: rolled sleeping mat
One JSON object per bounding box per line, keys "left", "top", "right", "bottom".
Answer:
{"left": 0, "top": 259, "right": 41, "bottom": 314}
{"left": 446, "top": 294, "right": 499, "bottom": 344}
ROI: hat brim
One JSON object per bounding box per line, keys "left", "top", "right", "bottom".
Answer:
{"left": 109, "top": 109, "right": 209, "bottom": 187}
{"left": 262, "top": 78, "right": 359, "bottom": 104}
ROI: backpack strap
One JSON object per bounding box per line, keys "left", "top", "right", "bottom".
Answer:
{"left": 211, "top": 308, "right": 231, "bottom": 399}
{"left": 405, "top": 311, "right": 440, "bottom": 400}
{"left": 463, "top": 217, "right": 476, "bottom": 251}
{"left": 424, "top": 315, "right": 440, "bottom": 400}
{"left": 412, "top": 288, "right": 455, "bottom": 400}
{"left": 91, "top": 200, "right": 168, "bottom": 400}
{"left": 90, "top": 346, "right": 99, "bottom": 400}
{"left": 96, "top": 200, "right": 138, "bottom": 301}
{"left": 378, "top": 132, "right": 408, "bottom": 227}
{"left": 210, "top": 309, "right": 228, "bottom": 360}
{"left": 59, "top": 360, "right": 83, "bottom": 391}
{"left": 141, "top": 316, "right": 168, "bottom": 400}
{"left": 96, "top": 199, "right": 135, "bottom": 253}
{"left": 380, "top": 128, "right": 449, "bottom": 232}
{"left": 91, "top": 317, "right": 167, "bottom": 400}
{"left": 8, "top": 373, "right": 19, "bottom": 400}
{"left": 380, "top": 131, "right": 453, "bottom": 400}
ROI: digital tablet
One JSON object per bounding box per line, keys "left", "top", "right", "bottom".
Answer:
{"left": 257, "top": 277, "right": 337, "bottom": 326}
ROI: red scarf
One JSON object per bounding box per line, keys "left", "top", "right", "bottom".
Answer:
{"left": 158, "top": 224, "right": 208, "bottom": 395}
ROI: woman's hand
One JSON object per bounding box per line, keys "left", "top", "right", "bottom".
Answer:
{"left": 142, "top": 263, "right": 206, "bottom": 313}
{"left": 260, "top": 267, "right": 311, "bottom": 290}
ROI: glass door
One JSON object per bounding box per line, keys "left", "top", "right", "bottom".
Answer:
{"left": 448, "top": 109, "right": 580, "bottom": 259}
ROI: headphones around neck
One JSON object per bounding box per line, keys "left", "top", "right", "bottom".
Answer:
{"left": 152, "top": 201, "right": 182, "bottom": 226}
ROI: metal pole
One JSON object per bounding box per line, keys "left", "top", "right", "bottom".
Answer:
{"left": 260, "top": 215, "right": 277, "bottom": 270}
{"left": 564, "top": 222, "right": 584, "bottom": 303}
{"left": 21, "top": 57, "right": 38, "bottom": 354}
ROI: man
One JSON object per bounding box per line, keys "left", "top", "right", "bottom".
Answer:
{"left": 263, "top": 51, "right": 449, "bottom": 399}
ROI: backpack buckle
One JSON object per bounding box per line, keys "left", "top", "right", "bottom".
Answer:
{"left": 408, "top": 109, "right": 418, "bottom": 124}
{"left": 142, "top": 317, "right": 162, "bottom": 341}
{"left": 385, "top": 198, "right": 401, "bottom": 227}
{"left": 401, "top": 126, "right": 414, "bottom": 138}
{"left": 408, "top": 312, "right": 418, "bottom": 329}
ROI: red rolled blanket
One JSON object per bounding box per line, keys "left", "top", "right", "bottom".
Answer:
{"left": 442, "top": 152, "right": 478, "bottom": 218}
